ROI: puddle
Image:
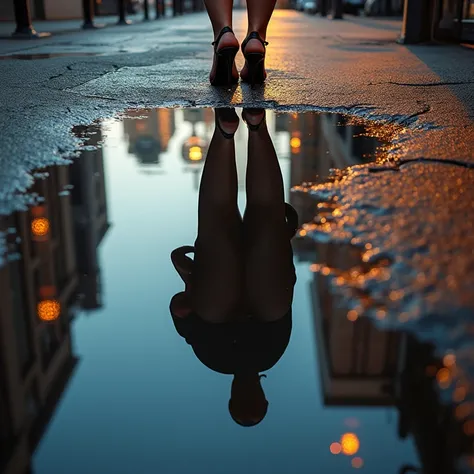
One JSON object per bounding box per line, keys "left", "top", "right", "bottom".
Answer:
{"left": 0, "top": 107, "right": 472, "bottom": 474}
{"left": 0, "top": 52, "right": 102, "bottom": 60}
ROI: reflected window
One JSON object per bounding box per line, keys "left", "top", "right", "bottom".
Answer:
{"left": 40, "top": 325, "right": 59, "bottom": 371}
{"left": 54, "top": 245, "right": 67, "bottom": 292}
{"left": 25, "top": 382, "right": 40, "bottom": 419}
{"left": 27, "top": 208, "right": 38, "bottom": 259}
{"left": 0, "top": 383, "right": 13, "bottom": 463}
{"left": 10, "top": 259, "right": 33, "bottom": 376}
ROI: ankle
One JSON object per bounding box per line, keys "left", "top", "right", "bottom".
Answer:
{"left": 246, "top": 28, "right": 267, "bottom": 40}
{"left": 213, "top": 25, "right": 234, "bottom": 40}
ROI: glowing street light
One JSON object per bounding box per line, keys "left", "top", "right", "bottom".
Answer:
{"left": 341, "top": 433, "right": 360, "bottom": 456}
{"left": 189, "top": 146, "right": 203, "bottom": 161}
{"left": 37, "top": 299, "right": 61, "bottom": 321}
{"left": 31, "top": 217, "right": 50, "bottom": 237}
{"left": 290, "top": 136, "right": 301, "bottom": 149}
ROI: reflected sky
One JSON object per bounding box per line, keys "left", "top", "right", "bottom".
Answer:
{"left": 0, "top": 108, "right": 442, "bottom": 474}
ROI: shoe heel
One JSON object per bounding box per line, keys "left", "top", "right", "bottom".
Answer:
{"left": 245, "top": 53, "right": 265, "bottom": 87}
{"left": 213, "top": 46, "right": 238, "bottom": 86}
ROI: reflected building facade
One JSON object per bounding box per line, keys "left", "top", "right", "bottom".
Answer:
{"left": 181, "top": 109, "right": 212, "bottom": 191}
{"left": 0, "top": 130, "right": 110, "bottom": 473}
{"left": 123, "top": 109, "right": 176, "bottom": 169}
{"left": 311, "top": 260, "right": 402, "bottom": 406}
{"left": 70, "top": 126, "right": 111, "bottom": 311}
{"left": 288, "top": 112, "right": 379, "bottom": 262}
{"left": 0, "top": 166, "right": 80, "bottom": 474}
{"left": 288, "top": 111, "right": 474, "bottom": 472}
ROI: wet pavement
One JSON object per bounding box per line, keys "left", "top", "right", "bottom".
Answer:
{"left": 0, "top": 53, "right": 103, "bottom": 60}
{"left": 1, "top": 107, "right": 474, "bottom": 474}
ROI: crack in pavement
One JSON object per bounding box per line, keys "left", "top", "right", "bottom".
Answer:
{"left": 370, "top": 80, "right": 474, "bottom": 87}
{"left": 369, "top": 157, "right": 474, "bottom": 172}
{"left": 397, "top": 102, "right": 432, "bottom": 125}
{"left": 48, "top": 64, "right": 121, "bottom": 84}
{"left": 47, "top": 64, "right": 76, "bottom": 81}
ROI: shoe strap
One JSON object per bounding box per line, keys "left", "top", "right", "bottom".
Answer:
{"left": 242, "top": 31, "right": 268, "bottom": 52}
{"left": 212, "top": 26, "right": 234, "bottom": 52}
{"left": 216, "top": 119, "right": 236, "bottom": 139}
{"left": 242, "top": 108, "right": 266, "bottom": 131}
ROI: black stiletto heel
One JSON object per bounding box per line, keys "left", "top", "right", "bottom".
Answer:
{"left": 210, "top": 26, "right": 239, "bottom": 87}
{"left": 241, "top": 32, "right": 268, "bottom": 87}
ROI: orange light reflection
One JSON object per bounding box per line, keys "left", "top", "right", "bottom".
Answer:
{"left": 31, "top": 217, "right": 50, "bottom": 237}
{"left": 330, "top": 442, "right": 341, "bottom": 455}
{"left": 352, "top": 457, "right": 364, "bottom": 469}
{"left": 341, "top": 433, "right": 360, "bottom": 456}
{"left": 37, "top": 299, "right": 61, "bottom": 321}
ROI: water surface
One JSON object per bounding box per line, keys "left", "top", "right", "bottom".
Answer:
{"left": 1, "top": 108, "right": 468, "bottom": 474}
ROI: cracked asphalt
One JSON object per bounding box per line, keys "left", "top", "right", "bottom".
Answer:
{"left": 0, "top": 10, "right": 473, "bottom": 215}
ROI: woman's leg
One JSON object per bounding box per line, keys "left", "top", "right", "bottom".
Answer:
{"left": 203, "top": 0, "right": 239, "bottom": 82}
{"left": 204, "top": 0, "right": 233, "bottom": 38}
{"left": 246, "top": 0, "right": 277, "bottom": 39}
{"left": 240, "top": 0, "right": 277, "bottom": 82}
{"left": 191, "top": 109, "right": 244, "bottom": 323}
{"left": 243, "top": 109, "right": 296, "bottom": 322}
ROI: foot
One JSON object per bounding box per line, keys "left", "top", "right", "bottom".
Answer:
{"left": 210, "top": 31, "right": 239, "bottom": 84}
{"left": 215, "top": 108, "right": 240, "bottom": 137}
{"left": 240, "top": 35, "right": 267, "bottom": 83}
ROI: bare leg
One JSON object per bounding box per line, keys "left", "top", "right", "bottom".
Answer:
{"left": 240, "top": 0, "right": 276, "bottom": 82}
{"left": 191, "top": 109, "right": 244, "bottom": 323}
{"left": 203, "top": 0, "right": 239, "bottom": 82}
{"left": 243, "top": 109, "right": 296, "bottom": 322}
{"left": 246, "top": 0, "right": 277, "bottom": 38}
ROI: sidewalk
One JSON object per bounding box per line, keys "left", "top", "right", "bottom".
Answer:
{"left": 0, "top": 10, "right": 181, "bottom": 37}
{"left": 0, "top": 14, "right": 140, "bottom": 36}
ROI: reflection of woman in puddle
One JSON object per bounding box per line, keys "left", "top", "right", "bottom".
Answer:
{"left": 170, "top": 108, "right": 297, "bottom": 427}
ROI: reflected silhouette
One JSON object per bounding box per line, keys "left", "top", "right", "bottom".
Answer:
{"left": 170, "top": 108, "right": 297, "bottom": 427}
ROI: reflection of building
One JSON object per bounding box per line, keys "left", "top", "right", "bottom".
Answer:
{"left": 396, "top": 337, "right": 474, "bottom": 474}
{"left": 181, "top": 109, "right": 211, "bottom": 191}
{"left": 70, "top": 126, "right": 111, "bottom": 311}
{"left": 311, "top": 246, "right": 402, "bottom": 405}
{"left": 286, "top": 112, "right": 404, "bottom": 404}
{"left": 0, "top": 166, "right": 79, "bottom": 474}
{"left": 287, "top": 109, "right": 474, "bottom": 472}
{"left": 288, "top": 112, "right": 381, "bottom": 261}
{"left": 123, "top": 109, "right": 176, "bottom": 167}
{"left": 312, "top": 257, "right": 474, "bottom": 471}
{"left": 0, "top": 126, "right": 111, "bottom": 472}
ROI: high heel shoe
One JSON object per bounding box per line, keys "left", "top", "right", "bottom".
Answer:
{"left": 210, "top": 26, "right": 239, "bottom": 87}
{"left": 215, "top": 108, "right": 239, "bottom": 139}
{"left": 241, "top": 32, "right": 268, "bottom": 87}
{"left": 242, "top": 108, "right": 266, "bottom": 131}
